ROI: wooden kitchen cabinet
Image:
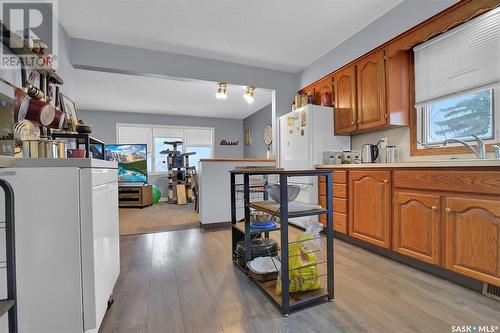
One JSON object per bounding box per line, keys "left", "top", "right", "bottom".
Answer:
{"left": 393, "top": 191, "right": 441, "bottom": 265}
{"left": 445, "top": 196, "right": 500, "bottom": 286}
{"left": 349, "top": 170, "right": 391, "bottom": 248}
{"left": 319, "top": 172, "right": 348, "bottom": 234}
{"left": 356, "top": 50, "right": 387, "bottom": 130}
{"left": 313, "top": 76, "right": 333, "bottom": 106}
{"left": 333, "top": 66, "right": 357, "bottom": 134}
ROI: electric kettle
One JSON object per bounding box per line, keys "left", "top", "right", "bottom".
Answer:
{"left": 361, "top": 144, "right": 379, "bottom": 163}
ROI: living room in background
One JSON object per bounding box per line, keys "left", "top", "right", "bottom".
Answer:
{"left": 117, "top": 123, "right": 214, "bottom": 174}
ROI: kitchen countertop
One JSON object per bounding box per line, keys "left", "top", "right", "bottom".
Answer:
{"left": 316, "top": 159, "right": 500, "bottom": 169}
{"left": 200, "top": 158, "right": 275, "bottom": 162}
{"left": 12, "top": 158, "right": 118, "bottom": 168}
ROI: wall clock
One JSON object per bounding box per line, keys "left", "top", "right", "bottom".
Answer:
{"left": 264, "top": 124, "right": 272, "bottom": 146}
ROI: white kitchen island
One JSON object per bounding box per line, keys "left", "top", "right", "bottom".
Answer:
{"left": 199, "top": 158, "right": 275, "bottom": 225}
{"left": 0, "top": 158, "right": 120, "bottom": 333}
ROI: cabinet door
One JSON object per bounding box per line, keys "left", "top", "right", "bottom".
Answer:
{"left": 445, "top": 196, "right": 500, "bottom": 286}
{"left": 314, "top": 76, "right": 333, "bottom": 106}
{"left": 356, "top": 50, "right": 387, "bottom": 130}
{"left": 349, "top": 171, "right": 391, "bottom": 248}
{"left": 393, "top": 191, "right": 441, "bottom": 265}
{"left": 333, "top": 66, "right": 357, "bottom": 134}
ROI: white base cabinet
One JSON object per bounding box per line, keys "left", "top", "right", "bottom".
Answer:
{"left": 0, "top": 162, "right": 119, "bottom": 333}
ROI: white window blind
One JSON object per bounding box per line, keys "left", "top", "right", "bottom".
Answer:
{"left": 414, "top": 7, "right": 500, "bottom": 104}
{"left": 153, "top": 128, "right": 183, "bottom": 138}
{"left": 185, "top": 129, "right": 213, "bottom": 147}
{"left": 117, "top": 126, "right": 153, "bottom": 152}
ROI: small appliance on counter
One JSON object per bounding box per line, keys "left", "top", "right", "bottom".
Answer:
{"left": 361, "top": 142, "right": 380, "bottom": 163}
{"left": 341, "top": 151, "right": 360, "bottom": 164}
{"left": 322, "top": 151, "right": 342, "bottom": 165}
{"left": 386, "top": 145, "right": 399, "bottom": 163}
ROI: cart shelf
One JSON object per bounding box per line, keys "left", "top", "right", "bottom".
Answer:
{"left": 249, "top": 201, "right": 326, "bottom": 218}
{"left": 232, "top": 221, "right": 281, "bottom": 234}
{"left": 0, "top": 300, "right": 14, "bottom": 318}
{"left": 229, "top": 168, "right": 334, "bottom": 316}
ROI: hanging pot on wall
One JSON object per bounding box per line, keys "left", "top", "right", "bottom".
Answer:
{"left": 47, "top": 108, "right": 65, "bottom": 129}
{"left": 14, "top": 88, "right": 30, "bottom": 121}
{"left": 25, "top": 98, "right": 55, "bottom": 126}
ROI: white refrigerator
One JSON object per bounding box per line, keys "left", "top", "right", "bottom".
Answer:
{"left": 279, "top": 104, "right": 350, "bottom": 227}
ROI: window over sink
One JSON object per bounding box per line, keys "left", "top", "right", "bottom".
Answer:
{"left": 414, "top": 7, "right": 500, "bottom": 150}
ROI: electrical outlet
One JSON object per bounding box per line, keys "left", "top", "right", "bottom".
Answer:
{"left": 380, "top": 138, "right": 388, "bottom": 149}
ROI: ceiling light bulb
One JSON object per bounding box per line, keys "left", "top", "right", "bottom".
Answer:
{"left": 216, "top": 83, "right": 228, "bottom": 99}
{"left": 244, "top": 86, "right": 255, "bottom": 104}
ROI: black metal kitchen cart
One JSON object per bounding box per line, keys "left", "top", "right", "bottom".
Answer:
{"left": 229, "top": 168, "right": 334, "bottom": 316}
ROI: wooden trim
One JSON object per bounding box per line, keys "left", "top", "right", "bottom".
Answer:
{"left": 300, "top": 0, "right": 500, "bottom": 93}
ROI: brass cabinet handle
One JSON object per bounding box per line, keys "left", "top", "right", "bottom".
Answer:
{"left": 432, "top": 206, "right": 437, "bottom": 211}
{"left": 383, "top": 180, "right": 389, "bottom": 184}
{"left": 446, "top": 208, "right": 452, "bottom": 214}
{"left": 351, "top": 121, "right": 355, "bottom": 125}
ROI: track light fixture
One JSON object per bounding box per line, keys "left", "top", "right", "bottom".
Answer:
{"left": 243, "top": 86, "right": 255, "bottom": 104}
{"left": 215, "top": 82, "right": 228, "bottom": 99}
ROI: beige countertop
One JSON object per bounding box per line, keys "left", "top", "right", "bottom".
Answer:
{"left": 316, "top": 159, "right": 500, "bottom": 169}
{"left": 11, "top": 158, "right": 118, "bottom": 168}
{"left": 200, "top": 158, "right": 275, "bottom": 162}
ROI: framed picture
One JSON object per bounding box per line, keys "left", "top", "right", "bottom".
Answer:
{"left": 59, "top": 93, "right": 78, "bottom": 131}
{"left": 244, "top": 129, "right": 253, "bottom": 145}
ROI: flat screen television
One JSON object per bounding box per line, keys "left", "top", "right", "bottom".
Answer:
{"left": 104, "top": 144, "right": 147, "bottom": 183}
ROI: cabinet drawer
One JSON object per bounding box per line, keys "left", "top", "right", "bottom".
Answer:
{"left": 92, "top": 168, "right": 118, "bottom": 187}
{"left": 334, "top": 213, "right": 347, "bottom": 234}
{"left": 319, "top": 195, "right": 326, "bottom": 208}
{"left": 334, "top": 198, "right": 347, "bottom": 214}
{"left": 319, "top": 182, "right": 326, "bottom": 196}
{"left": 394, "top": 171, "right": 500, "bottom": 195}
{"left": 334, "top": 171, "right": 347, "bottom": 184}
{"left": 333, "top": 184, "right": 347, "bottom": 198}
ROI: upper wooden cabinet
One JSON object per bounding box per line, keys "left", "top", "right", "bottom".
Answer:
{"left": 445, "top": 196, "right": 500, "bottom": 286}
{"left": 349, "top": 170, "right": 391, "bottom": 249}
{"left": 356, "top": 50, "right": 387, "bottom": 130}
{"left": 313, "top": 76, "right": 333, "bottom": 106}
{"left": 331, "top": 49, "right": 410, "bottom": 135}
{"left": 393, "top": 191, "right": 441, "bottom": 265}
{"left": 333, "top": 66, "right": 357, "bottom": 134}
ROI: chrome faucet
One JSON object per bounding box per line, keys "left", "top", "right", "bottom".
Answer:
{"left": 493, "top": 144, "right": 500, "bottom": 159}
{"left": 443, "top": 135, "right": 487, "bottom": 159}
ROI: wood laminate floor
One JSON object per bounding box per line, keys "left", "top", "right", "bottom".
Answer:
{"left": 119, "top": 203, "right": 199, "bottom": 236}
{"left": 100, "top": 228, "right": 500, "bottom": 333}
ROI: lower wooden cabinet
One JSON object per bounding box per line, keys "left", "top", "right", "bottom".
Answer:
{"left": 393, "top": 191, "right": 441, "bottom": 265}
{"left": 445, "top": 196, "right": 500, "bottom": 286}
{"left": 349, "top": 171, "right": 391, "bottom": 248}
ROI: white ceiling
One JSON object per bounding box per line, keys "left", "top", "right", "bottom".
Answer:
{"left": 59, "top": 0, "right": 403, "bottom": 73}
{"left": 74, "top": 69, "right": 273, "bottom": 119}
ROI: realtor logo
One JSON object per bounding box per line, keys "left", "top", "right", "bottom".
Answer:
{"left": 0, "top": 0, "right": 58, "bottom": 69}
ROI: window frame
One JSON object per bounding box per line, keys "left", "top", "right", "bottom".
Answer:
{"left": 416, "top": 85, "right": 498, "bottom": 150}
{"left": 116, "top": 123, "right": 215, "bottom": 175}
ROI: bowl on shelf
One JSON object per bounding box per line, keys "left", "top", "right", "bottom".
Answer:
{"left": 266, "top": 183, "right": 300, "bottom": 202}
{"left": 67, "top": 149, "right": 85, "bottom": 158}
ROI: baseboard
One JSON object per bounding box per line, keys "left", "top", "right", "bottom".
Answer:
{"left": 200, "top": 221, "right": 231, "bottom": 230}
{"left": 333, "top": 231, "right": 484, "bottom": 293}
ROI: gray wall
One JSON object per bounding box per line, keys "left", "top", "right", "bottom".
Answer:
{"left": 243, "top": 104, "right": 272, "bottom": 158}
{"left": 78, "top": 109, "right": 244, "bottom": 157}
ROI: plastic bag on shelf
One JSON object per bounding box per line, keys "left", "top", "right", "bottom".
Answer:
{"left": 276, "top": 220, "right": 322, "bottom": 295}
